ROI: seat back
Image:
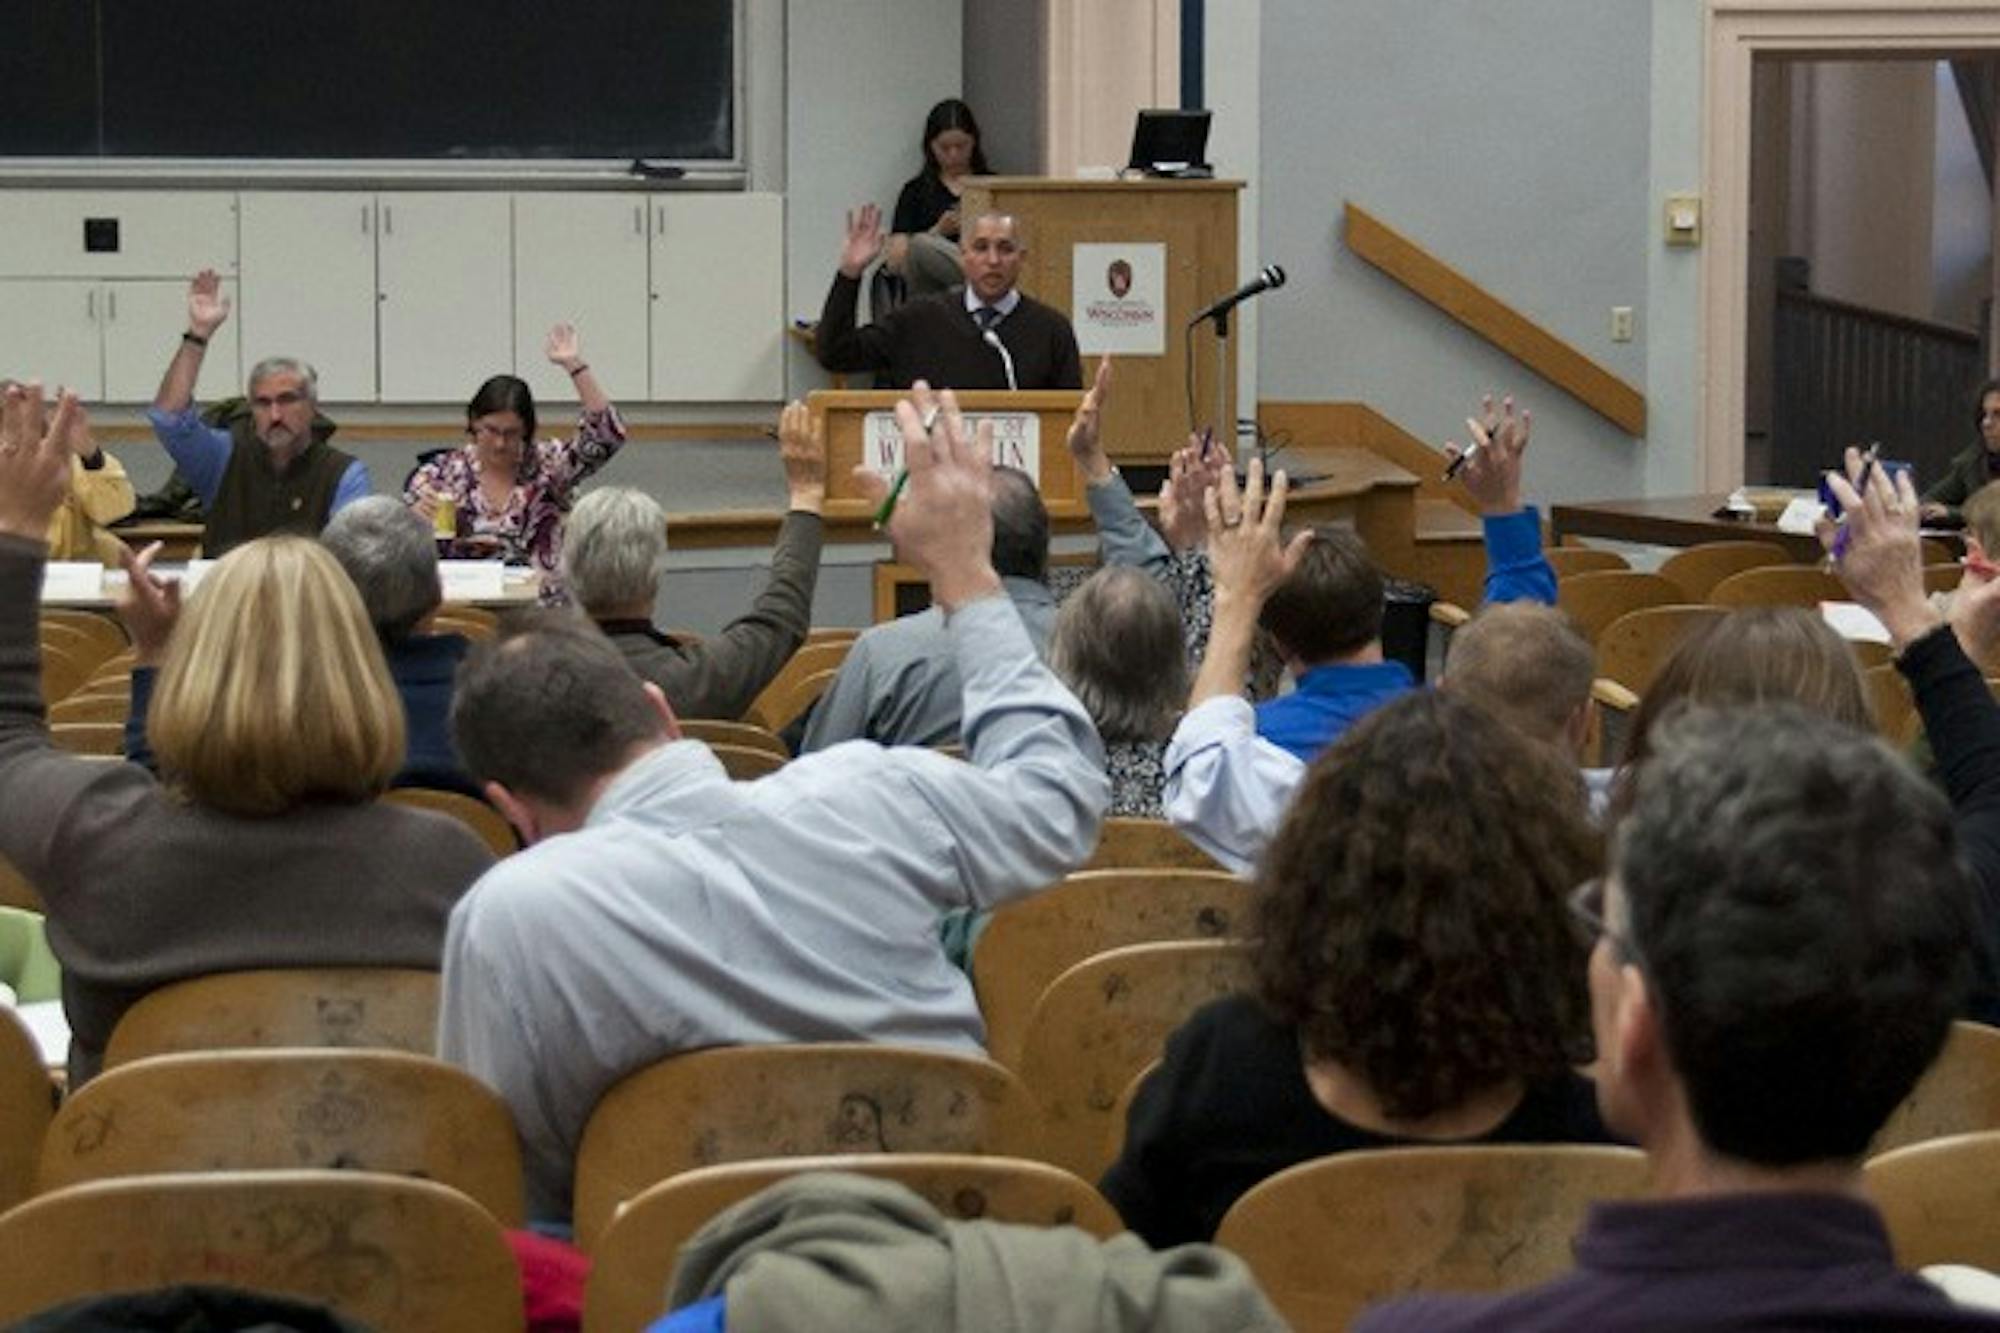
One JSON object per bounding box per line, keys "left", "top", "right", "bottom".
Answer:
{"left": 37, "top": 1049, "right": 525, "bottom": 1224}
{"left": 1018, "top": 940, "right": 1255, "bottom": 1179}
{"left": 38, "top": 610, "right": 128, "bottom": 664}
{"left": 1592, "top": 605, "right": 1728, "bottom": 695}
{"left": 1655, "top": 540, "right": 1790, "bottom": 600}
{"left": 47, "top": 692, "right": 131, "bottom": 725}
{"left": 1083, "top": 817, "right": 1223, "bottom": 871}
{"left": 674, "top": 718, "right": 790, "bottom": 760}
{"left": 973, "top": 869, "right": 1251, "bottom": 1069}
{"left": 103, "top": 967, "right": 441, "bottom": 1068}
{"left": 384, "top": 786, "right": 519, "bottom": 856}
{"left": 0, "top": 1008, "right": 54, "bottom": 1215}
{"left": 1924, "top": 562, "right": 1966, "bottom": 595}
{"left": 1707, "top": 563, "right": 1848, "bottom": 609}
{"left": 0, "top": 1170, "right": 525, "bottom": 1332}
{"left": 1544, "top": 547, "right": 1629, "bottom": 578}
{"left": 0, "top": 853, "right": 42, "bottom": 912}
{"left": 48, "top": 721, "right": 123, "bottom": 756}
{"left": 706, "top": 741, "right": 788, "bottom": 781}
{"left": 746, "top": 664, "right": 844, "bottom": 733}
{"left": 1866, "top": 1131, "right": 2000, "bottom": 1271}
{"left": 39, "top": 642, "right": 91, "bottom": 705}
{"left": 572, "top": 1042, "right": 1042, "bottom": 1251}
{"left": 1554, "top": 571, "right": 1685, "bottom": 645}
{"left": 1214, "top": 1145, "right": 1651, "bottom": 1330}
{"left": 745, "top": 640, "right": 856, "bottom": 730}
{"left": 432, "top": 605, "right": 500, "bottom": 640}
{"left": 1872, "top": 1020, "right": 2000, "bottom": 1155}
{"left": 585, "top": 1155, "right": 1121, "bottom": 1333}
{"left": 1865, "top": 662, "right": 1919, "bottom": 746}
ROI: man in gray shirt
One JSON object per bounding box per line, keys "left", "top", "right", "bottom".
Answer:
{"left": 438, "top": 385, "right": 1110, "bottom": 1223}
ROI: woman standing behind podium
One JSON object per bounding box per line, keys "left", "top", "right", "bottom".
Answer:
{"left": 0, "top": 383, "right": 492, "bottom": 1086}
{"left": 403, "top": 321, "right": 625, "bottom": 604}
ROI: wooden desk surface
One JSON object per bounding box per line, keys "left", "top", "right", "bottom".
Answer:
{"left": 1550, "top": 494, "right": 1830, "bottom": 562}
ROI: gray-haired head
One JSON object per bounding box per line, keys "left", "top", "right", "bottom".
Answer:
{"left": 988, "top": 466, "right": 1049, "bottom": 584}
{"left": 562, "top": 486, "right": 671, "bottom": 617}
{"left": 247, "top": 356, "right": 320, "bottom": 403}
{"left": 1049, "top": 566, "right": 1187, "bottom": 743}
{"left": 320, "top": 496, "right": 441, "bottom": 644}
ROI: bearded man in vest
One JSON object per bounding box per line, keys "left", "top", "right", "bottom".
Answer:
{"left": 148, "top": 269, "right": 370, "bottom": 556}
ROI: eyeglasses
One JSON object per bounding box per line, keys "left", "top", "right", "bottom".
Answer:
{"left": 471, "top": 421, "right": 526, "bottom": 445}
{"left": 251, "top": 391, "right": 306, "bottom": 410}
{"left": 1568, "top": 877, "right": 1638, "bottom": 961}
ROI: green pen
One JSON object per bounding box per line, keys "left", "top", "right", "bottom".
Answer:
{"left": 872, "top": 468, "right": 911, "bottom": 530}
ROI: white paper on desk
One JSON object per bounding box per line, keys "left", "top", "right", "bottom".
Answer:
{"left": 39, "top": 562, "right": 103, "bottom": 600}
{"left": 1776, "top": 497, "right": 1827, "bottom": 535}
{"left": 439, "top": 560, "right": 506, "bottom": 601}
{"left": 1822, "top": 601, "right": 1892, "bottom": 644}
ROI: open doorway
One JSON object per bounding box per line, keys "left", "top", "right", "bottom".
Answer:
{"left": 1700, "top": 4, "right": 2000, "bottom": 494}
{"left": 1744, "top": 56, "right": 1991, "bottom": 486}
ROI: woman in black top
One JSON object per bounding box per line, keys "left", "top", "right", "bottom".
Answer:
{"left": 886, "top": 98, "right": 994, "bottom": 297}
{"left": 1101, "top": 691, "right": 1613, "bottom": 1247}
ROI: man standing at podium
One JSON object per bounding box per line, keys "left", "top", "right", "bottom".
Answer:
{"left": 815, "top": 204, "right": 1083, "bottom": 391}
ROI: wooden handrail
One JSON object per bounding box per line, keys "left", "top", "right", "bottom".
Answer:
{"left": 1344, "top": 203, "right": 1647, "bottom": 437}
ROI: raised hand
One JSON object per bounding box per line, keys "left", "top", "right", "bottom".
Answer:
{"left": 1818, "top": 446, "right": 1936, "bottom": 647}
{"left": 853, "top": 381, "right": 998, "bottom": 609}
{"left": 1158, "top": 433, "right": 1229, "bottom": 552}
{"left": 777, "top": 400, "right": 827, "bottom": 515}
{"left": 186, "top": 269, "right": 231, "bottom": 337}
{"left": 543, "top": 322, "right": 583, "bottom": 371}
{"left": 1445, "top": 393, "right": 1529, "bottom": 516}
{"left": 1204, "top": 456, "right": 1312, "bottom": 611}
{"left": 1064, "top": 356, "right": 1114, "bottom": 483}
{"left": 839, "top": 204, "right": 887, "bottom": 278}
{"left": 0, "top": 382, "right": 79, "bottom": 541}
{"left": 114, "top": 541, "right": 183, "bottom": 667}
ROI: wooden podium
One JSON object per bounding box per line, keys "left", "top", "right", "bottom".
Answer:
{"left": 958, "top": 177, "right": 1242, "bottom": 465}
{"left": 809, "top": 389, "right": 1088, "bottom": 524}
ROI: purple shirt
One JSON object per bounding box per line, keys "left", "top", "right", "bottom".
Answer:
{"left": 1356, "top": 1192, "right": 2000, "bottom": 1332}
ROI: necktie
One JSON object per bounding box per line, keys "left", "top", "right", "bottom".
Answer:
{"left": 975, "top": 306, "right": 1001, "bottom": 332}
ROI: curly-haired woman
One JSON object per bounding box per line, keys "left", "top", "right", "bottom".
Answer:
{"left": 1100, "top": 690, "right": 1613, "bottom": 1246}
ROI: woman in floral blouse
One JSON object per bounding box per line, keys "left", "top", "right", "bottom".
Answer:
{"left": 404, "top": 322, "right": 625, "bottom": 603}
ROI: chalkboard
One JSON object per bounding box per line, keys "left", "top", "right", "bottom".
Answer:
{"left": 0, "top": 1, "right": 737, "bottom": 163}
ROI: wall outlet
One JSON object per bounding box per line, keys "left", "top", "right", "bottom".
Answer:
{"left": 1611, "top": 306, "right": 1635, "bottom": 342}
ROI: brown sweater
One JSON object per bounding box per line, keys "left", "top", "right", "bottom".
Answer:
{"left": 0, "top": 536, "right": 493, "bottom": 1083}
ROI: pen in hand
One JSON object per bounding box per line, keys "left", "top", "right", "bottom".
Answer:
{"left": 872, "top": 469, "right": 910, "bottom": 530}
{"left": 1443, "top": 418, "right": 1491, "bottom": 482}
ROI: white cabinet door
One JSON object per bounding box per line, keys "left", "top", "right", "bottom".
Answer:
{"left": 377, "top": 193, "right": 513, "bottom": 404}
{"left": 0, "top": 281, "right": 102, "bottom": 397}
{"left": 514, "top": 195, "right": 650, "bottom": 408}
{"left": 0, "top": 192, "right": 236, "bottom": 280}
{"left": 651, "top": 195, "right": 785, "bottom": 401}
{"left": 102, "top": 279, "right": 240, "bottom": 404}
{"left": 239, "top": 193, "right": 378, "bottom": 403}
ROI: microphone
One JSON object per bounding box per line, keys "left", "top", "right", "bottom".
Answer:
{"left": 1188, "top": 264, "right": 1287, "bottom": 326}
{"left": 982, "top": 328, "right": 1019, "bottom": 391}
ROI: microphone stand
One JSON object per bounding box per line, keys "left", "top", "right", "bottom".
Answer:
{"left": 1212, "top": 306, "right": 1232, "bottom": 463}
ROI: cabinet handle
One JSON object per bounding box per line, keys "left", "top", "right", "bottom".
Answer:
{"left": 107, "top": 290, "right": 116, "bottom": 321}
{"left": 383, "top": 204, "right": 394, "bottom": 236}
{"left": 656, "top": 205, "right": 665, "bottom": 235}
{"left": 86, "top": 290, "right": 95, "bottom": 321}
{"left": 633, "top": 205, "right": 643, "bottom": 236}
{"left": 361, "top": 204, "right": 371, "bottom": 235}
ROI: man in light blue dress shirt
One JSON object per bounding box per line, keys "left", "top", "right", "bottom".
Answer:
{"left": 438, "top": 385, "right": 1110, "bottom": 1224}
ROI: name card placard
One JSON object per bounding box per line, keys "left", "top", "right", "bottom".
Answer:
{"left": 861, "top": 411, "right": 1042, "bottom": 481}
{"left": 438, "top": 560, "right": 507, "bottom": 602}
{"left": 40, "top": 562, "right": 104, "bottom": 601}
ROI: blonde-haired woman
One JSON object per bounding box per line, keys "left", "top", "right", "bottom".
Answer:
{"left": 0, "top": 383, "right": 493, "bottom": 1085}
